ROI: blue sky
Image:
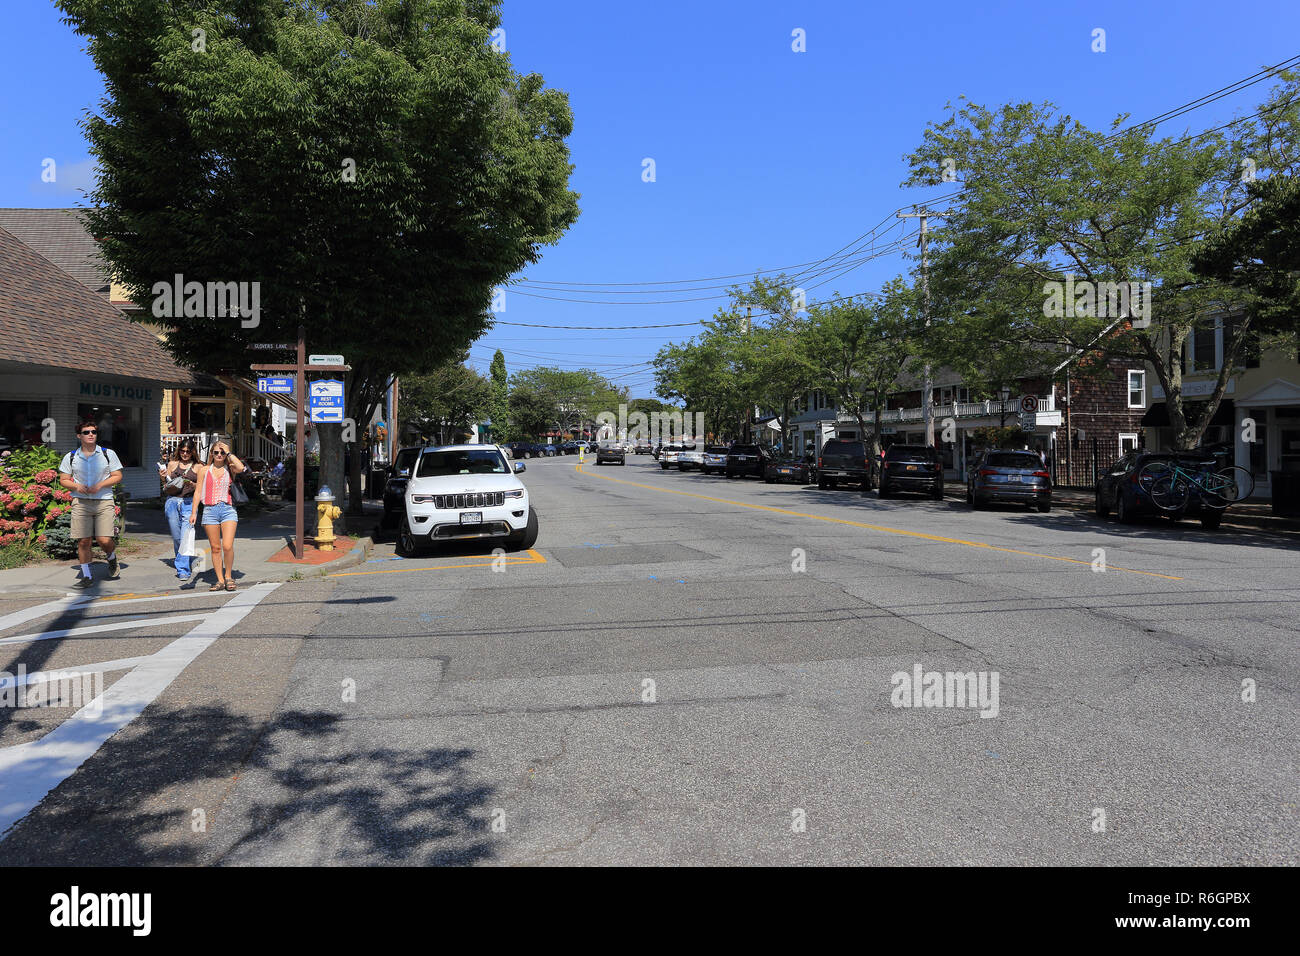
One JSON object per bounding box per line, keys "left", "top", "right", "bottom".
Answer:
{"left": 3, "top": 0, "right": 1298, "bottom": 398}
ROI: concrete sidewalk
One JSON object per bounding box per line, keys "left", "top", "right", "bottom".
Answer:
{"left": 0, "top": 498, "right": 378, "bottom": 599}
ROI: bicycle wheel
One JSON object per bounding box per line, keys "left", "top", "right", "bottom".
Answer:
{"left": 1207, "top": 465, "right": 1254, "bottom": 504}
{"left": 1137, "top": 462, "right": 1188, "bottom": 512}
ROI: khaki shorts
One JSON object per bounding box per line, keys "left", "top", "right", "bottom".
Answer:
{"left": 71, "top": 498, "right": 116, "bottom": 539}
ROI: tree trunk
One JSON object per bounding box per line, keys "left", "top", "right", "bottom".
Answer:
{"left": 316, "top": 422, "right": 346, "bottom": 535}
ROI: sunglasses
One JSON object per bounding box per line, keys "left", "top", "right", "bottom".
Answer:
{"left": 213, "top": 451, "right": 228, "bottom": 457}
{"left": 81, "top": 429, "right": 97, "bottom": 435}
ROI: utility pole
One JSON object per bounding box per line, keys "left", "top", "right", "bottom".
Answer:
{"left": 897, "top": 207, "right": 939, "bottom": 446}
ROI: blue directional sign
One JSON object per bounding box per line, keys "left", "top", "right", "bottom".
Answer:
{"left": 309, "top": 378, "right": 345, "bottom": 423}
{"left": 257, "top": 376, "right": 294, "bottom": 395}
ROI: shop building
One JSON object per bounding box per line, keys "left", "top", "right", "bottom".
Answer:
{"left": 0, "top": 224, "right": 197, "bottom": 498}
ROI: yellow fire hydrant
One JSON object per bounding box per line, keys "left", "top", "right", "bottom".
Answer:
{"left": 315, "top": 486, "right": 342, "bottom": 551}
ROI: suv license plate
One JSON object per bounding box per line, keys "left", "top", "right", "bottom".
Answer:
{"left": 460, "top": 512, "right": 482, "bottom": 525}
{"left": 906, "top": 464, "right": 917, "bottom": 471}
{"left": 1009, "top": 475, "right": 1021, "bottom": 483}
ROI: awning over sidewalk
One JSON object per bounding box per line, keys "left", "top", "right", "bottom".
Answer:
{"left": 1141, "top": 399, "right": 1234, "bottom": 427}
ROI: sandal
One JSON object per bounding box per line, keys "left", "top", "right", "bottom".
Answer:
{"left": 209, "top": 580, "right": 225, "bottom": 592}
{"left": 224, "top": 581, "right": 237, "bottom": 592}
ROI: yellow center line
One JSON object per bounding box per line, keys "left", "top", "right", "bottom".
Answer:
{"left": 325, "top": 549, "right": 546, "bottom": 578}
{"left": 574, "top": 464, "right": 1183, "bottom": 581}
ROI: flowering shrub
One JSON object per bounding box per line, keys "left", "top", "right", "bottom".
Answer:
{"left": 0, "top": 447, "right": 127, "bottom": 553}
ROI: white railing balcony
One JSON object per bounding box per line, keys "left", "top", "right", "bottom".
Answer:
{"left": 235, "top": 431, "right": 289, "bottom": 464}
{"left": 879, "top": 394, "right": 1056, "bottom": 424}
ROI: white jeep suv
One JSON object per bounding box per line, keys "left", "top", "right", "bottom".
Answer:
{"left": 399, "top": 445, "right": 538, "bottom": 556}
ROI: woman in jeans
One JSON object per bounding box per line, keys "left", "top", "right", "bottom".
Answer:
{"left": 162, "top": 439, "right": 200, "bottom": 581}
{"left": 190, "top": 440, "right": 247, "bottom": 591}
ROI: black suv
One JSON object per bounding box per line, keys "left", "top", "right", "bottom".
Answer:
{"left": 725, "top": 444, "right": 773, "bottom": 479}
{"left": 818, "top": 439, "right": 871, "bottom": 490}
{"left": 877, "top": 445, "right": 944, "bottom": 499}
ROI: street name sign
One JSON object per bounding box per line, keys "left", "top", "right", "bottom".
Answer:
{"left": 309, "top": 378, "right": 345, "bottom": 423}
{"left": 257, "top": 376, "right": 294, "bottom": 394}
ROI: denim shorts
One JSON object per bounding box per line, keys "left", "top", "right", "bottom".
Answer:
{"left": 200, "top": 502, "right": 239, "bottom": 525}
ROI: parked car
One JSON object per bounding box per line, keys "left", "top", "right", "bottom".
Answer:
{"left": 765, "top": 455, "right": 816, "bottom": 484}
{"left": 652, "top": 442, "right": 664, "bottom": 460}
{"left": 876, "top": 444, "right": 944, "bottom": 499}
{"left": 817, "top": 439, "right": 871, "bottom": 490}
{"left": 700, "top": 445, "right": 730, "bottom": 475}
{"left": 541, "top": 442, "right": 559, "bottom": 457}
{"left": 1095, "top": 450, "right": 1226, "bottom": 528}
{"left": 726, "top": 444, "right": 774, "bottom": 479}
{"left": 398, "top": 444, "right": 537, "bottom": 556}
{"left": 677, "top": 444, "right": 704, "bottom": 471}
{"left": 660, "top": 443, "right": 682, "bottom": 469}
{"left": 560, "top": 441, "right": 579, "bottom": 454}
{"left": 967, "top": 449, "right": 1051, "bottom": 512}
{"left": 505, "top": 441, "right": 546, "bottom": 459}
{"left": 381, "top": 446, "right": 423, "bottom": 529}
{"left": 634, "top": 438, "right": 654, "bottom": 455}
{"left": 595, "top": 440, "right": 626, "bottom": 466}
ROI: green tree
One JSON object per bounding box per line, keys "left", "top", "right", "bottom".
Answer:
{"left": 399, "top": 352, "right": 492, "bottom": 445}
{"left": 804, "top": 281, "right": 917, "bottom": 459}
{"left": 507, "top": 367, "right": 623, "bottom": 439}
{"left": 488, "top": 350, "right": 510, "bottom": 444}
{"left": 903, "top": 72, "right": 1300, "bottom": 449}
{"left": 62, "top": 0, "right": 580, "bottom": 524}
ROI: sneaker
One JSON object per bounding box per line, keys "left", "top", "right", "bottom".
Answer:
{"left": 107, "top": 555, "right": 119, "bottom": 578}
{"left": 73, "top": 575, "right": 94, "bottom": 589}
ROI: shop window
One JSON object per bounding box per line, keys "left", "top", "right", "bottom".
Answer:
{"left": 1119, "top": 433, "right": 1139, "bottom": 455}
{"left": 1, "top": 400, "right": 50, "bottom": 448}
{"left": 78, "top": 404, "right": 143, "bottom": 468}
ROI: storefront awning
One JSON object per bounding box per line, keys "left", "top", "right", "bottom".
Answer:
{"left": 1141, "top": 399, "right": 1234, "bottom": 427}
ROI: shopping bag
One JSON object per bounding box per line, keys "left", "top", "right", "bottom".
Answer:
{"left": 179, "top": 523, "right": 198, "bottom": 557}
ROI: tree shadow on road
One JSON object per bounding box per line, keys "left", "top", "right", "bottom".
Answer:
{"left": 0, "top": 703, "right": 497, "bottom": 866}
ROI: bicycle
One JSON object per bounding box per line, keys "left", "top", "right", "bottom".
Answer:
{"left": 1136, "top": 459, "right": 1255, "bottom": 512}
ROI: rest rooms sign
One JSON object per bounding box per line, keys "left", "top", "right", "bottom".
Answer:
{"left": 309, "top": 378, "right": 344, "bottom": 423}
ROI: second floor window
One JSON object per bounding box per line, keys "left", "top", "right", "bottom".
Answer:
{"left": 1128, "top": 370, "right": 1146, "bottom": 408}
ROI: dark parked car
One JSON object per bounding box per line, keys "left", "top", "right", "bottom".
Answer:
{"left": 1095, "top": 451, "right": 1226, "bottom": 528}
{"left": 505, "top": 441, "right": 546, "bottom": 459}
{"left": 726, "top": 444, "right": 774, "bottom": 479}
{"left": 634, "top": 438, "right": 654, "bottom": 455}
{"left": 595, "top": 441, "right": 626, "bottom": 466}
{"left": 876, "top": 444, "right": 944, "bottom": 499}
{"left": 700, "top": 445, "right": 730, "bottom": 476}
{"left": 560, "top": 441, "right": 579, "bottom": 454}
{"left": 766, "top": 454, "right": 816, "bottom": 484}
{"left": 381, "top": 446, "right": 423, "bottom": 529}
{"left": 817, "top": 439, "right": 871, "bottom": 490}
{"left": 967, "top": 449, "right": 1051, "bottom": 512}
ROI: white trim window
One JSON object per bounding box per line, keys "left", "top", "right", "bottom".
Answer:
{"left": 1127, "top": 370, "right": 1146, "bottom": 408}
{"left": 1119, "top": 433, "right": 1139, "bottom": 454}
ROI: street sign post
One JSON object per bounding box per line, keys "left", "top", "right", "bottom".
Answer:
{"left": 309, "top": 379, "right": 345, "bottom": 423}
{"left": 1020, "top": 394, "right": 1038, "bottom": 414}
{"left": 251, "top": 329, "right": 350, "bottom": 560}
{"left": 257, "top": 376, "right": 294, "bottom": 395}
{"left": 309, "top": 354, "right": 345, "bottom": 366}
{"left": 1019, "top": 412, "right": 1037, "bottom": 433}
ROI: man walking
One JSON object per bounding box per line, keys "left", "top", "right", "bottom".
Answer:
{"left": 58, "top": 420, "right": 123, "bottom": 589}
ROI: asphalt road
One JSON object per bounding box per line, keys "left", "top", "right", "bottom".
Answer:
{"left": 1, "top": 453, "right": 1296, "bottom": 865}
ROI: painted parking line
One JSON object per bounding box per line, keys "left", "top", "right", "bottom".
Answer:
{"left": 325, "top": 548, "right": 547, "bottom": 578}
{"left": 0, "top": 582, "right": 281, "bottom": 838}
{"left": 574, "top": 464, "right": 1183, "bottom": 581}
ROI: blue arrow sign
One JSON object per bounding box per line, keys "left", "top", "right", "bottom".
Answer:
{"left": 309, "top": 378, "right": 345, "bottom": 423}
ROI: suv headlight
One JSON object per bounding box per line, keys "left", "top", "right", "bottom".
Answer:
{"left": 411, "top": 494, "right": 435, "bottom": 503}
{"left": 504, "top": 488, "right": 525, "bottom": 499}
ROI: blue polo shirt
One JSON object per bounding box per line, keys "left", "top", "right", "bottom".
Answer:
{"left": 59, "top": 447, "right": 123, "bottom": 500}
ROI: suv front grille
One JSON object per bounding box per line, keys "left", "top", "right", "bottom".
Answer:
{"left": 433, "top": 492, "right": 506, "bottom": 509}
